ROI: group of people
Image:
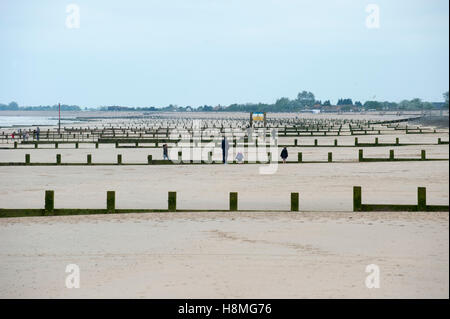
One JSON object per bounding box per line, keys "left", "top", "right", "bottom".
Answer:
{"left": 161, "top": 137, "right": 289, "bottom": 163}
{"left": 10, "top": 127, "right": 40, "bottom": 141}
{"left": 221, "top": 137, "right": 289, "bottom": 164}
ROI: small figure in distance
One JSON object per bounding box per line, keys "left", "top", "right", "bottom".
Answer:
{"left": 280, "top": 147, "right": 288, "bottom": 164}
{"left": 163, "top": 143, "right": 169, "bottom": 160}
{"left": 221, "top": 136, "right": 230, "bottom": 164}
{"left": 235, "top": 151, "right": 244, "bottom": 164}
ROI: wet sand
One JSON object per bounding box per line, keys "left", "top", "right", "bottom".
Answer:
{"left": 0, "top": 112, "right": 448, "bottom": 299}
{"left": 0, "top": 211, "right": 447, "bottom": 298}
{"left": 0, "top": 161, "right": 448, "bottom": 211}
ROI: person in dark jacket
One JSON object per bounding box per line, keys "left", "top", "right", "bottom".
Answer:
{"left": 221, "top": 137, "right": 229, "bottom": 164}
{"left": 280, "top": 147, "right": 288, "bottom": 163}
{"left": 163, "top": 144, "right": 169, "bottom": 160}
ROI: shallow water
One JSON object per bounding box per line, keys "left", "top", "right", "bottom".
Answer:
{"left": 0, "top": 116, "right": 77, "bottom": 128}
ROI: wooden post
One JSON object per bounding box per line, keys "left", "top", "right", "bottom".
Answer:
{"left": 117, "top": 154, "right": 122, "bottom": 164}
{"left": 25, "top": 154, "right": 30, "bottom": 164}
{"left": 56, "top": 154, "right": 61, "bottom": 165}
{"left": 328, "top": 152, "right": 332, "bottom": 162}
{"left": 354, "top": 137, "right": 358, "bottom": 146}
{"left": 208, "top": 151, "right": 213, "bottom": 163}
{"left": 107, "top": 191, "right": 115, "bottom": 212}
{"left": 298, "top": 152, "right": 303, "bottom": 163}
{"left": 14, "top": 141, "right": 17, "bottom": 149}
{"left": 375, "top": 137, "right": 378, "bottom": 145}
{"left": 291, "top": 192, "right": 299, "bottom": 211}
{"left": 314, "top": 139, "right": 318, "bottom": 146}
{"left": 396, "top": 137, "right": 399, "bottom": 145}
{"left": 353, "top": 186, "right": 362, "bottom": 211}
{"left": 389, "top": 150, "right": 394, "bottom": 161}
{"left": 178, "top": 151, "right": 182, "bottom": 162}
{"left": 294, "top": 139, "right": 297, "bottom": 146}
{"left": 96, "top": 143, "right": 99, "bottom": 149}
{"left": 417, "top": 187, "right": 426, "bottom": 211}
{"left": 168, "top": 192, "right": 177, "bottom": 212}
{"left": 438, "top": 138, "right": 441, "bottom": 144}
{"left": 87, "top": 154, "right": 92, "bottom": 164}
{"left": 55, "top": 142, "right": 58, "bottom": 149}
{"left": 45, "top": 190, "right": 54, "bottom": 212}
{"left": 34, "top": 143, "right": 38, "bottom": 149}
{"left": 421, "top": 150, "right": 426, "bottom": 160}
{"left": 147, "top": 155, "right": 152, "bottom": 164}
{"left": 334, "top": 139, "right": 338, "bottom": 146}
{"left": 229, "top": 192, "right": 238, "bottom": 211}
{"left": 75, "top": 142, "right": 79, "bottom": 149}
{"left": 358, "top": 149, "right": 363, "bottom": 162}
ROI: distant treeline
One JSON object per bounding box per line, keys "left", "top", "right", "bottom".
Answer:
{"left": 0, "top": 102, "right": 81, "bottom": 111}
{"left": 1, "top": 90, "right": 448, "bottom": 112}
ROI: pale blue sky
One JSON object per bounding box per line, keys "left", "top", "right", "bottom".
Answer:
{"left": 0, "top": 0, "right": 448, "bottom": 107}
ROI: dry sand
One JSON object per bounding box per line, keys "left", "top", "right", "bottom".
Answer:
{"left": 0, "top": 211, "right": 447, "bottom": 298}
{"left": 0, "top": 112, "right": 448, "bottom": 299}
{"left": 0, "top": 161, "right": 448, "bottom": 211}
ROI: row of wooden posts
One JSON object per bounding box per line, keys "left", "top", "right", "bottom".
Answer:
{"left": 17, "top": 148, "right": 433, "bottom": 165}
{"left": 11, "top": 137, "right": 447, "bottom": 149}
{"left": 38, "top": 186, "right": 442, "bottom": 213}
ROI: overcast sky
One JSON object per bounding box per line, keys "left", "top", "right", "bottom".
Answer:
{"left": 0, "top": 0, "right": 448, "bottom": 107}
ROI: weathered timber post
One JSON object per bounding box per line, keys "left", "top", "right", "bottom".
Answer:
{"left": 229, "top": 192, "right": 238, "bottom": 211}
{"left": 353, "top": 186, "right": 362, "bottom": 211}
{"left": 168, "top": 191, "right": 177, "bottom": 211}
{"left": 107, "top": 191, "right": 115, "bottom": 212}
{"left": 45, "top": 190, "right": 54, "bottom": 213}
{"left": 389, "top": 150, "right": 394, "bottom": 161}
{"left": 417, "top": 187, "right": 426, "bottom": 211}
{"left": 291, "top": 192, "right": 299, "bottom": 211}
{"left": 208, "top": 151, "right": 213, "bottom": 163}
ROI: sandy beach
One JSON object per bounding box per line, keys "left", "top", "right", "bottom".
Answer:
{"left": 0, "top": 112, "right": 448, "bottom": 299}
{"left": 0, "top": 211, "right": 447, "bottom": 298}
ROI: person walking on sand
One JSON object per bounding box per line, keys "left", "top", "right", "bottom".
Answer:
{"left": 163, "top": 143, "right": 169, "bottom": 160}
{"left": 221, "top": 136, "right": 229, "bottom": 164}
{"left": 36, "top": 126, "right": 40, "bottom": 141}
{"left": 280, "top": 147, "right": 288, "bottom": 164}
{"left": 235, "top": 151, "right": 244, "bottom": 164}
